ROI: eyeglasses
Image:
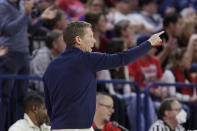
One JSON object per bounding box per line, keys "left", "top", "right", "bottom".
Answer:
{"left": 99, "top": 103, "right": 114, "bottom": 110}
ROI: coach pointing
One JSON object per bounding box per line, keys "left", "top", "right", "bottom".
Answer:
{"left": 43, "top": 21, "right": 164, "bottom": 131}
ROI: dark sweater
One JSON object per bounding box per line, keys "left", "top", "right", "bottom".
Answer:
{"left": 43, "top": 41, "right": 152, "bottom": 129}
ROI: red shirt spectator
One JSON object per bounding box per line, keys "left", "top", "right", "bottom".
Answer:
{"left": 93, "top": 122, "right": 121, "bottom": 131}
{"left": 172, "top": 67, "right": 194, "bottom": 96}
{"left": 56, "top": 0, "right": 85, "bottom": 20}
{"left": 92, "top": 36, "right": 109, "bottom": 53}
{"left": 128, "top": 56, "right": 163, "bottom": 88}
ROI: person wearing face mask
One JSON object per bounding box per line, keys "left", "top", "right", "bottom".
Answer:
{"left": 8, "top": 93, "right": 50, "bottom": 131}
{"left": 149, "top": 98, "right": 186, "bottom": 131}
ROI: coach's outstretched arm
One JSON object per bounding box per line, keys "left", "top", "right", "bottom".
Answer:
{"left": 85, "top": 31, "right": 165, "bottom": 72}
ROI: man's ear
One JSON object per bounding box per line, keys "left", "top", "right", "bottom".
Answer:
{"left": 75, "top": 36, "right": 81, "bottom": 45}
{"left": 96, "top": 104, "right": 99, "bottom": 110}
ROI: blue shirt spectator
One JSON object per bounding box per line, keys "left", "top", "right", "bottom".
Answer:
{"left": 0, "top": 0, "right": 43, "bottom": 53}
{"left": 0, "top": 1, "right": 56, "bottom": 130}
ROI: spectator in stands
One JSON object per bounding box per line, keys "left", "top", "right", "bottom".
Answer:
{"left": 181, "top": 19, "right": 196, "bottom": 47}
{"left": 31, "top": 30, "right": 65, "bottom": 79}
{"left": 88, "top": 19, "right": 137, "bottom": 86}
{"left": 80, "top": 0, "right": 114, "bottom": 33}
{"left": 33, "top": 9, "right": 69, "bottom": 36}
{"left": 114, "top": 20, "right": 136, "bottom": 49}
{"left": 113, "top": 0, "right": 137, "bottom": 24}
{"left": 84, "top": 12, "right": 110, "bottom": 93}
{"left": 43, "top": 21, "right": 164, "bottom": 130}
{"left": 107, "top": 39, "right": 131, "bottom": 94}
{"left": 128, "top": 34, "right": 166, "bottom": 98}
{"left": 36, "top": 0, "right": 55, "bottom": 13}
{"left": 127, "top": 35, "right": 167, "bottom": 130}
{"left": 149, "top": 98, "right": 186, "bottom": 131}
{"left": 162, "top": 48, "right": 197, "bottom": 102}
{"left": 181, "top": 20, "right": 197, "bottom": 65}
{"left": 162, "top": 43, "right": 197, "bottom": 129}
{"left": 93, "top": 93, "right": 121, "bottom": 131}
{"left": 56, "top": 0, "right": 85, "bottom": 20}
{"left": 157, "top": 0, "right": 197, "bottom": 16}
{"left": 0, "top": 0, "right": 56, "bottom": 130}
{"left": 0, "top": 0, "right": 57, "bottom": 77}
{"left": 32, "top": 0, "right": 55, "bottom": 18}
{"left": 157, "top": 12, "right": 184, "bottom": 68}
{"left": 8, "top": 93, "right": 50, "bottom": 131}
{"left": 99, "top": 39, "right": 131, "bottom": 95}
{"left": 176, "top": 0, "right": 197, "bottom": 11}
{"left": 183, "top": 34, "right": 197, "bottom": 70}
{"left": 181, "top": 7, "right": 197, "bottom": 24}
{"left": 84, "top": 13, "right": 109, "bottom": 53}
{"left": 78, "top": 0, "right": 106, "bottom": 21}
{"left": 45, "top": 9, "right": 68, "bottom": 31}
{"left": 160, "top": 13, "right": 197, "bottom": 72}
{"left": 157, "top": 0, "right": 177, "bottom": 16}
{"left": 137, "top": 0, "right": 163, "bottom": 32}
{"left": 86, "top": 0, "right": 106, "bottom": 14}
{"left": 111, "top": 0, "right": 153, "bottom": 33}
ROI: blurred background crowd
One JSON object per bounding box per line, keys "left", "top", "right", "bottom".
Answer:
{"left": 1, "top": 0, "right": 197, "bottom": 131}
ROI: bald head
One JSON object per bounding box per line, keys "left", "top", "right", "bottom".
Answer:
{"left": 96, "top": 93, "right": 112, "bottom": 104}
{"left": 95, "top": 93, "right": 114, "bottom": 123}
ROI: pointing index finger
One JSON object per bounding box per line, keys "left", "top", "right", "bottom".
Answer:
{"left": 156, "top": 31, "right": 165, "bottom": 36}
{"left": 48, "top": 5, "right": 57, "bottom": 10}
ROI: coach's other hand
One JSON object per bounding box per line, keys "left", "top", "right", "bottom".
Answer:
{"left": 148, "top": 31, "right": 164, "bottom": 46}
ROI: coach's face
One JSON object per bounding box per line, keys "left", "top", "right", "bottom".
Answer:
{"left": 79, "top": 27, "right": 96, "bottom": 52}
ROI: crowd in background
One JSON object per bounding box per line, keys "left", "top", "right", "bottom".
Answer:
{"left": 1, "top": 0, "right": 197, "bottom": 130}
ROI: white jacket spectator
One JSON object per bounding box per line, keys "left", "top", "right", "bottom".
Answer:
{"left": 8, "top": 114, "right": 50, "bottom": 131}
{"left": 8, "top": 94, "right": 50, "bottom": 131}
